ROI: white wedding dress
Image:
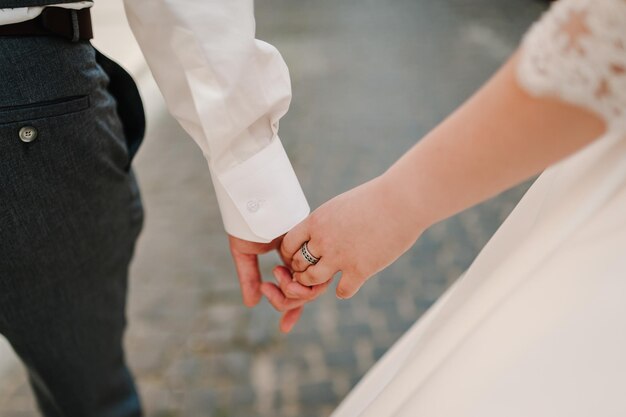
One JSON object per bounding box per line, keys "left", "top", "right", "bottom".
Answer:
{"left": 331, "top": 1, "right": 626, "bottom": 416}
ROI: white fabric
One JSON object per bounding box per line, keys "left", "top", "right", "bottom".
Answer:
{"left": 518, "top": 0, "right": 626, "bottom": 131}
{"left": 332, "top": 0, "right": 626, "bottom": 416}
{"left": 123, "top": 0, "right": 310, "bottom": 242}
{"left": 0, "top": 2, "right": 92, "bottom": 25}
{"left": 1, "top": 0, "right": 310, "bottom": 242}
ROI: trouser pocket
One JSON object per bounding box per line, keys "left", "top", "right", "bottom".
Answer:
{"left": 94, "top": 48, "right": 146, "bottom": 168}
{"left": 0, "top": 95, "right": 90, "bottom": 125}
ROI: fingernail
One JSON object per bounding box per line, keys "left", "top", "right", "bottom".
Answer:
{"left": 336, "top": 290, "right": 349, "bottom": 300}
{"left": 280, "top": 322, "right": 293, "bottom": 334}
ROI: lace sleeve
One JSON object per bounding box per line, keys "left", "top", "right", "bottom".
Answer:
{"left": 517, "top": 0, "right": 626, "bottom": 131}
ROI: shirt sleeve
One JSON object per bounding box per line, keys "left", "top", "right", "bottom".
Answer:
{"left": 123, "top": 0, "right": 310, "bottom": 242}
{"left": 516, "top": 0, "right": 626, "bottom": 133}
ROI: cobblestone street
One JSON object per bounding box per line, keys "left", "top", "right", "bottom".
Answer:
{"left": 1, "top": 1, "right": 546, "bottom": 416}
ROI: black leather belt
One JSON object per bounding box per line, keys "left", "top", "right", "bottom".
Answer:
{"left": 0, "top": 7, "right": 93, "bottom": 42}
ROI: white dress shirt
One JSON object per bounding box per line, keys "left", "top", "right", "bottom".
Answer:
{"left": 1, "top": 1, "right": 310, "bottom": 243}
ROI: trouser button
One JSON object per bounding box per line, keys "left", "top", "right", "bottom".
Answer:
{"left": 19, "top": 126, "right": 38, "bottom": 143}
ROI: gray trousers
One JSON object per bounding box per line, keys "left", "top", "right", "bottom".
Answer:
{"left": 0, "top": 36, "right": 144, "bottom": 417}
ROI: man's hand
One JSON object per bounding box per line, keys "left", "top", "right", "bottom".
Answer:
{"left": 229, "top": 235, "right": 315, "bottom": 332}
{"left": 229, "top": 235, "right": 282, "bottom": 307}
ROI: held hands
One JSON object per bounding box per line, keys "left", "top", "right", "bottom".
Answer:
{"left": 228, "top": 234, "right": 331, "bottom": 333}
{"left": 230, "top": 175, "right": 424, "bottom": 332}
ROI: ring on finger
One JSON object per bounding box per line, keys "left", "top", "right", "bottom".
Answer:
{"left": 300, "top": 241, "right": 320, "bottom": 266}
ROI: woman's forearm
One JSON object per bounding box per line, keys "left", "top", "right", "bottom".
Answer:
{"left": 280, "top": 49, "right": 610, "bottom": 301}
{"left": 383, "top": 51, "right": 606, "bottom": 231}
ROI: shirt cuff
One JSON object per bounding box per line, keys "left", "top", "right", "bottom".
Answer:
{"left": 209, "top": 137, "right": 310, "bottom": 243}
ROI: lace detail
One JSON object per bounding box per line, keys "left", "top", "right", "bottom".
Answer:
{"left": 517, "top": 0, "right": 626, "bottom": 131}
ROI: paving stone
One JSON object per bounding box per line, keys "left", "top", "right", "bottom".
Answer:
{"left": 139, "top": 382, "right": 180, "bottom": 417}
{"left": 148, "top": 411, "right": 180, "bottom": 417}
{"left": 298, "top": 381, "right": 337, "bottom": 407}
{"left": 284, "top": 326, "right": 322, "bottom": 344}
{"left": 204, "top": 305, "right": 247, "bottom": 327}
{"left": 335, "top": 322, "right": 373, "bottom": 338}
{"left": 165, "top": 357, "right": 210, "bottom": 388}
{"left": 373, "top": 345, "right": 391, "bottom": 362}
{"left": 0, "top": 412, "right": 36, "bottom": 417}
{"left": 209, "top": 352, "right": 252, "bottom": 381}
{"left": 126, "top": 332, "right": 179, "bottom": 376}
{"left": 230, "top": 385, "right": 256, "bottom": 408}
{"left": 186, "top": 327, "right": 237, "bottom": 352}
{"left": 220, "top": 409, "right": 251, "bottom": 417}
{"left": 325, "top": 348, "right": 358, "bottom": 370}
{"left": 245, "top": 302, "right": 280, "bottom": 347}
{"left": 181, "top": 389, "right": 218, "bottom": 417}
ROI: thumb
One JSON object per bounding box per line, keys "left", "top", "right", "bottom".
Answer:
{"left": 336, "top": 273, "right": 364, "bottom": 300}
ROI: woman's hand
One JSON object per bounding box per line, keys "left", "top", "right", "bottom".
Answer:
{"left": 280, "top": 175, "right": 425, "bottom": 299}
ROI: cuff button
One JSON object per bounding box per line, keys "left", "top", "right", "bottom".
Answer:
{"left": 246, "top": 200, "right": 261, "bottom": 213}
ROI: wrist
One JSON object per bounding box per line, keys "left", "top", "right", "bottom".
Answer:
{"left": 375, "top": 171, "right": 431, "bottom": 240}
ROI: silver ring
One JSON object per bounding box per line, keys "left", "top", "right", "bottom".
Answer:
{"left": 301, "top": 241, "right": 320, "bottom": 265}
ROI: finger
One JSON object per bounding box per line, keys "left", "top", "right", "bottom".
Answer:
{"left": 279, "top": 249, "right": 293, "bottom": 271}
{"left": 280, "top": 219, "right": 311, "bottom": 262}
{"left": 261, "top": 282, "right": 308, "bottom": 312}
{"left": 231, "top": 251, "right": 262, "bottom": 307}
{"left": 273, "top": 265, "right": 298, "bottom": 295}
{"left": 275, "top": 265, "right": 333, "bottom": 300}
{"left": 283, "top": 279, "right": 315, "bottom": 299}
{"left": 336, "top": 273, "right": 365, "bottom": 299}
{"left": 280, "top": 306, "right": 304, "bottom": 333}
{"left": 293, "top": 260, "right": 337, "bottom": 287}
{"left": 288, "top": 277, "right": 334, "bottom": 301}
{"left": 291, "top": 240, "right": 322, "bottom": 273}
{"left": 309, "top": 278, "right": 334, "bottom": 298}
{"left": 274, "top": 265, "right": 311, "bottom": 300}
{"left": 284, "top": 279, "right": 318, "bottom": 300}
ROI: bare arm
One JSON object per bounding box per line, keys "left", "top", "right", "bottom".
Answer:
{"left": 277, "top": 51, "right": 605, "bottom": 301}
{"left": 384, "top": 52, "right": 604, "bottom": 233}
{"left": 268, "top": 0, "right": 626, "bottom": 330}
